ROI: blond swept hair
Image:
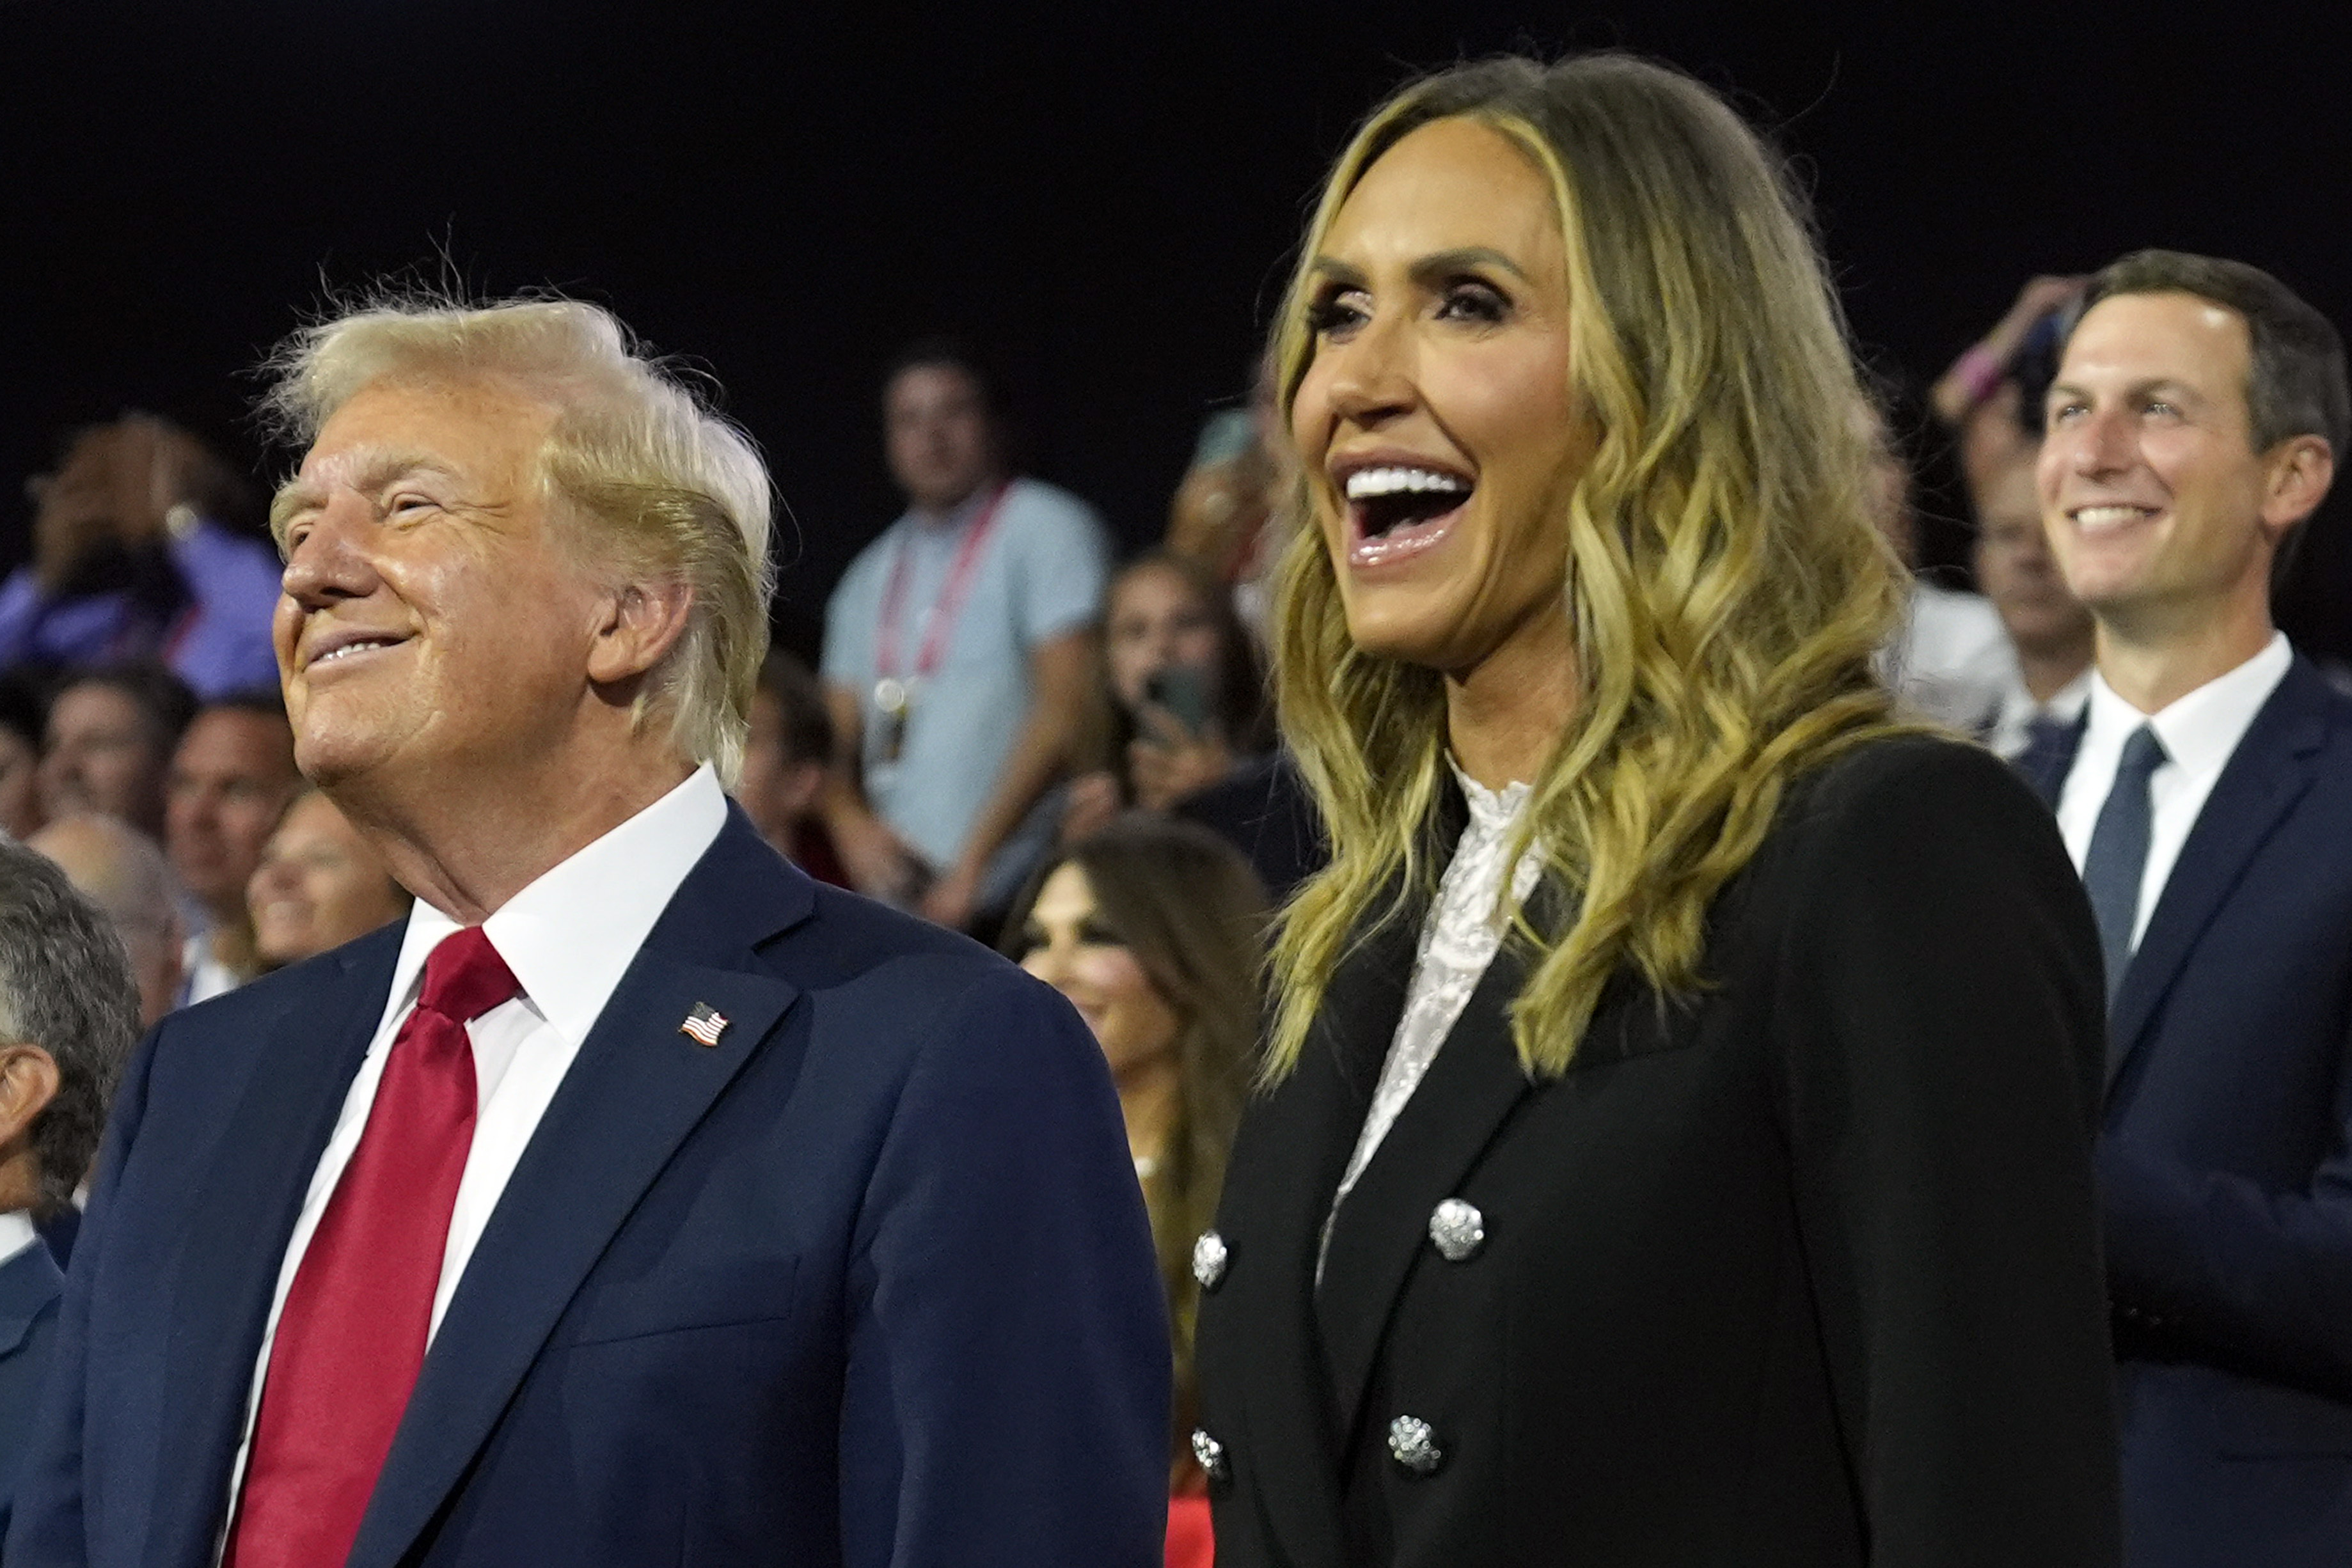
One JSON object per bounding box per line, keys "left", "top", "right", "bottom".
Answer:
{"left": 261, "top": 294, "right": 775, "bottom": 786}
{"left": 1265, "top": 54, "right": 1916, "bottom": 1079}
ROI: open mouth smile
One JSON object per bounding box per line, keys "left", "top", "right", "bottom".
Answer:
{"left": 1342, "top": 464, "right": 1475, "bottom": 567}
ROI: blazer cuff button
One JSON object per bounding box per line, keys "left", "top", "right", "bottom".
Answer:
{"left": 1387, "top": 1415, "right": 1444, "bottom": 1476}
{"left": 1192, "top": 1230, "right": 1229, "bottom": 1290}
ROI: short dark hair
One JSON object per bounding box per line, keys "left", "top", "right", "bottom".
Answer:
{"left": 2081, "top": 250, "right": 2349, "bottom": 459}
{"left": 0, "top": 836, "right": 143, "bottom": 1214}
{"left": 52, "top": 661, "right": 200, "bottom": 755}
{"left": 755, "top": 651, "right": 834, "bottom": 766}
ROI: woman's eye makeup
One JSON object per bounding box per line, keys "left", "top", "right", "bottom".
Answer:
{"left": 1076, "top": 920, "right": 1127, "bottom": 948}
{"left": 1435, "top": 278, "right": 1510, "bottom": 323}
{"left": 1306, "top": 288, "right": 1371, "bottom": 336}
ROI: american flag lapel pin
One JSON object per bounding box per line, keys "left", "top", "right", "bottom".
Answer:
{"left": 680, "top": 1002, "right": 729, "bottom": 1048}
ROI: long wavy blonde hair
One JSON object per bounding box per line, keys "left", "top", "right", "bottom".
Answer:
{"left": 1265, "top": 54, "right": 1914, "bottom": 1079}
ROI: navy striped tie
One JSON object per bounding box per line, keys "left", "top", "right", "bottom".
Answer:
{"left": 2082, "top": 724, "right": 2168, "bottom": 998}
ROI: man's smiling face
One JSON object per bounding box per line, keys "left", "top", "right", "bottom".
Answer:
{"left": 271, "top": 375, "right": 612, "bottom": 797}
{"left": 2037, "top": 291, "right": 2280, "bottom": 632}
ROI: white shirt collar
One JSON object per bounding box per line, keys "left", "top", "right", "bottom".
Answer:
{"left": 385, "top": 766, "right": 730, "bottom": 1048}
{"left": 0, "top": 1207, "right": 39, "bottom": 1266}
{"left": 2083, "top": 632, "right": 2293, "bottom": 777}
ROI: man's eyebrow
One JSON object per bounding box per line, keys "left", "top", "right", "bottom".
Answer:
{"left": 267, "top": 451, "right": 461, "bottom": 545}
{"left": 2045, "top": 375, "right": 2210, "bottom": 406}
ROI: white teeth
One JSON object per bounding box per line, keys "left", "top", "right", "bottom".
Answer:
{"left": 2074, "top": 505, "right": 2150, "bottom": 529}
{"left": 316, "top": 638, "right": 395, "bottom": 664}
{"left": 1344, "top": 466, "right": 1471, "bottom": 501}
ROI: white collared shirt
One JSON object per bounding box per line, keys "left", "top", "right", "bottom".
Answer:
{"left": 220, "top": 765, "right": 727, "bottom": 1527}
{"left": 0, "top": 1207, "right": 38, "bottom": 1267}
{"left": 2056, "top": 633, "right": 2293, "bottom": 950}
{"left": 1985, "top": 665, "right": 2094, "bottom": 760}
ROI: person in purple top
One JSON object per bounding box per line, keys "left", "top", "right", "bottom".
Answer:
{"left": 0, "top": 415, "right": 281, "bottom": 699}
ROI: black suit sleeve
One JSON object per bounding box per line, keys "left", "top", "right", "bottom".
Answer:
{"left": 1773, "top": 742, "right": 2120, "bottom": 1567}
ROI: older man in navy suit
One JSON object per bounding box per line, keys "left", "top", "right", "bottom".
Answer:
{"left": 0, "top": 836, "right": 144, "bottom": 1536}
{"left": 2019, "top": 251, "right": 2352, "bottom": 1567}
{"left": 5, "top": 297, "right": 1170, "bottom": 1568}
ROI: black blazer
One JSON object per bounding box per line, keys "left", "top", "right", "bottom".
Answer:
{"left": 1196, "top": 735, "right": 2122, "bottom": 1567}
{"left": 2021, "top": 655, "right": 2352, "bottom": 1568}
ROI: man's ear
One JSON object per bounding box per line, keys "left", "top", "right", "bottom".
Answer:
{"left": 587, "top": 579, "right": 696, "bottom": 688}
{"left": 0, "top": 1041, "right": 61, "bottom": 1149}
{"left": 2260, "top": 434, "right": 2335, "bottom": 542}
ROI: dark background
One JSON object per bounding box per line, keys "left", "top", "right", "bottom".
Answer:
{"left": 3, "top": 1, "right": 2346, "bottom": 662}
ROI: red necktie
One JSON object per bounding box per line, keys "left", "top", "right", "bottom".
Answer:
{"left": 225, "top": 926, "right": 519, "bottom": 1568}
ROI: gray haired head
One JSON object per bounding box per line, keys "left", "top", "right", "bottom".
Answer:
{"left": 0, "top": 835, "right": 144, "bottom": 1212}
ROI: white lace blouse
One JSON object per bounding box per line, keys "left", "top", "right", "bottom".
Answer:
{"left": 1321, "top": 762, "right": 1542, "bottom": 1272}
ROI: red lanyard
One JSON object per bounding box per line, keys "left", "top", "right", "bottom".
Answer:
{"left": 875, "top": 482, "right": 1011, "bottom": 682}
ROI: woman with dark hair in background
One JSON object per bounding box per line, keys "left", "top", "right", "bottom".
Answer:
{"left": 1190, "top": 53, "right": 2119, "bottom": 1566}
{"left": 1062, "top": 551, "right": 1270, "bottom": 843}
{"left": 1002, "top": 814, "right": 1268, "bottom": 1568}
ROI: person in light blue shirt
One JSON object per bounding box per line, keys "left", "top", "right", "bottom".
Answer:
{"left": 821, "top": 343, "right": 1108, "bottom": 930}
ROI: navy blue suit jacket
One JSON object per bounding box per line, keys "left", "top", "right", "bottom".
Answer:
{"left": 4, "top": 807, "right": 1171, "bottom": 1568}
{"left": 2021, "top": 656, "right": 2352, "bottom": 1567}
{"left": 0, "top": 1234, "right": 65, "bottom": 1540}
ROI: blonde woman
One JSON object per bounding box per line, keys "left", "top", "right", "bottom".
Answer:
{"left": 1189, "top": 55, "right": 2120, "bottom": 1567}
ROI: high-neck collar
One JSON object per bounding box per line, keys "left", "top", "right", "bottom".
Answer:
{"left": 1446, "top": 754, "right": 1533, "bottom": 831}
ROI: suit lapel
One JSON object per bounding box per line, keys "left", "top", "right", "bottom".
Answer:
{"left": 0, "top": 1240, "right": 64, "bottom": 1354}
{"left": 2108, "top": 660, "right": 2330, "bottom": 1087}
{"left": 348, "top": 818, "right": 812, "bottom": 1568}
{"left": 1233, "top": 897, "right": 1417, "bottom": 1568}
{"left": 1313, "top": 936, "right": 1536, "bottom": 1450}
{"left": 149, "top": 929, "right": 401, "bottom": 1568}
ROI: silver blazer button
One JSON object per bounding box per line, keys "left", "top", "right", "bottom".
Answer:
{"left": 1190, "top": 1427, "right": 1229, "bottom": 1482}
{"left": 1192, "top": 1230, "right": 1229, "bottom": 1290}
{"left": 1387, "top": 1415, "right": 1444, "bottom": 1475}
{"left": 1428, "top": 1198, "right": 1485, "bottom": 1262}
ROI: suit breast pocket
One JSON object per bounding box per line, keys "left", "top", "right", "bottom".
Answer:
{"left": 567, "top": 1253, "right": 802, "bottom": 1347}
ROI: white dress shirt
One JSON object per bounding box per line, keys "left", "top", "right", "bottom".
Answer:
{"left": 2056, "top": 634, "right": 2292, "bottom": 951}
{"left": 219, "top": 765, "right": 727, "bottom": 1529}
{"left": 0, "top": 1207, "right": 38, "bottom": 1267}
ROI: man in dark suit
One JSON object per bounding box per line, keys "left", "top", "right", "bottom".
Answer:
{"left": 2020, "top": 250, "right": 2352, "bottom": 1567}
{"left": 0, "top": 835, "right": 145, "bottom": 1534}
{"left": 5, "top": 295, "right": 1171, "bottom": 1568}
